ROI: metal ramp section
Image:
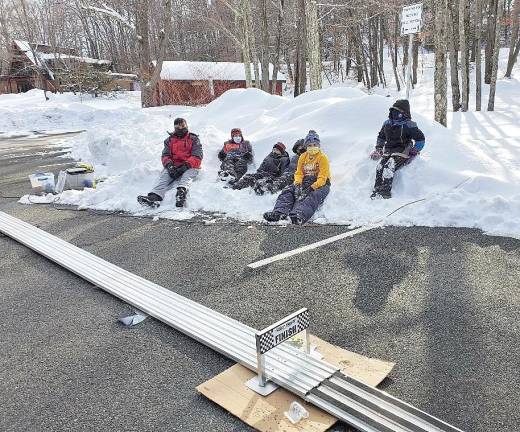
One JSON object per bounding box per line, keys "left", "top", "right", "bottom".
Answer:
{"left": 0, "top": 211, "right": 464, "bottom": 432}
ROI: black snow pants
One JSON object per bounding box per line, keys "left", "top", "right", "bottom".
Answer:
{"left": 373, "top": 155, "right": 408, "bottom": 197}
{"left": 232, "top": 172, "right": 272, "bottom": 190}
{"left": 273, "top": 183, "right": 330, "bottom": 223}
{"left": 220, "top": 156, "right": 248, "bottom": 180}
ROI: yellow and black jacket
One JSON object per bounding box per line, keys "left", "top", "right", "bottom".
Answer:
{"left": 294, "top": 150, "right": 331, "bottom": 190}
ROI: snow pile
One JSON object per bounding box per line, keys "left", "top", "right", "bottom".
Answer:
{"left": 1, "top": 48, "right": 519, "bottom": 239}
{"left": 50, "top": 85, "right": 520, "bottom": 238}
{"left": 0, "top": 90, "right": 193, "bottom": 136}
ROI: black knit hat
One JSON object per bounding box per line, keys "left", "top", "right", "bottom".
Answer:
{"left": 391, "top": 100, "right": 411, "bottom": 119}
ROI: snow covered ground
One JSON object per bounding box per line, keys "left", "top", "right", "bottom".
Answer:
{"left": 1, "top": 50, "right": 518, "bottom": 238}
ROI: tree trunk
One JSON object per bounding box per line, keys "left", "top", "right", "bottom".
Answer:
{"left": 446, "top": 2, "right": 461, "bottom": 111}
{"left": 140, "top": 0, "right": 172, "bottom": 108}
{"left": 304, "top": 0, "right": 321, "bottom": 90}
{"left": 259, "top": 0, "right": 270, "bottom": 92}
{"left": 284, "top": 49, "right": 294, "bottom": 83}
{"left": 270, "top": 0, "right": 284, "bottom": 94}
{"left": 488, "top": 0, "right": 504, "bottom": 110}
{"left": 387, "top": 20, "right": 401, "bottom": 91}
{"left": 434, "top": 0, "right": 448, "bottom": 126}
{"left": 476, "top": 0, "right": 483, "bottom": 110}
{"left": 294, "top": 0, "right": 307, "bottom": 96}
{"left": 412, "top": 34, "right": 419, "bottom": 86}
{"left": 242, "top": 0, "right": 260, "bottom": 88}
{"left": 459, "top": 0, "right": 470, "bottom": 111}
{"left": 136, "top": 0, "right": 152, "bottom": 106}
{"left": 240, "top": 11, "right": 253, "bottom": 88}
{"left": 505, "top": 0, "right": 520, "bottom": 77}
{"left": 485, "top": 0, "right": 497, "bottom": 84}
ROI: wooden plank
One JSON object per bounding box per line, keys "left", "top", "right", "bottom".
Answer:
{"left": 197, "top": 335, "right": 395, "bottom": 432}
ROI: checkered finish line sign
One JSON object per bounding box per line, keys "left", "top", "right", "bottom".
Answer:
{"left": 256, "top": 308, "right": 310, "bottom": 354}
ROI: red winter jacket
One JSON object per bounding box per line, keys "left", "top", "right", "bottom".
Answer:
{"left": 161, "top": 132, "right": 203, "bottom": 169}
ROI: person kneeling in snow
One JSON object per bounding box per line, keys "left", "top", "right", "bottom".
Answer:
{"left": 263, "top": 134, "right": 330, "bottom": 225}
{"left": 218, "top": 128, "right": 253, "bottom": 183}
{"left": 231, "top": 142, "right": 290, "bottom": 192}
{"left": 137, "top": 117, "right": 203, "bottom": 208}
{"left": 369, "top": 99, "right": 425, "bottom": 199}
{"left": 254, "top": 130, "right": 315, "bottom": 195}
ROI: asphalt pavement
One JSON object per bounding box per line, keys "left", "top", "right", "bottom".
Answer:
{"left": 1, "top": 135, "right": 519, "bottom": 432}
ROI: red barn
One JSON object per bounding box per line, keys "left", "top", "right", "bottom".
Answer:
{"left": 154, "top": 61, "right": 286, "bottom": 106}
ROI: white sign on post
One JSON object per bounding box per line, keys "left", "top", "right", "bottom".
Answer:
{"left": 401, "top": 3, "right": 423, "bottom": 36}
{"left": 401, "top": 3, "right": 423, "bottom": 99}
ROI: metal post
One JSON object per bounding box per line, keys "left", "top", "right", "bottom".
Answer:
{"left": 406, "top": 33, "right": 414, "bottom": 100}
{"left": 255, "top": 335, "right": 266, "bottom": 387}
{"left": 303, "top": 328, "right": 311, "bottom": 355}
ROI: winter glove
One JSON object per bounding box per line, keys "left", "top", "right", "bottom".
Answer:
{"left": 300, "top": 187, "right": 312, "bottom": 201}
{"left": 171, "top": 163, "right": 189, "bottom": 180}
{"left": 243, "top": 152, "right": 253, "bottom": 162}
{"left": 409, "top": 147, "right": 420, "bottom": 157}
{"left": 370, "top": 149, "right": 383, "bottom": 160}
{"left": 295, "top": 184, "right": 310, "bottom": 201}
{"left": 218, "top": 150, "right": 226, "bottom": 161}
{"left": 253, "top": 182, "right": 265, "bottom": 195}
{"left": 166, "top": 162, "right": 177, "bottom": 179}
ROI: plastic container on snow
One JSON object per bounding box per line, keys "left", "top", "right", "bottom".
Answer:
{"left": 64, "top": 166, "right": 96, "bottom": 190}
{"left": 28, "top": 172, "right": 55, "bottom": 195}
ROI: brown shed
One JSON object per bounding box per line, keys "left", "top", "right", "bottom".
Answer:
{"left": 154, "top": 61, "right": 286, "bottom": 106}
{"left": 0, "top": 40, "right": 136, "bottom": 95}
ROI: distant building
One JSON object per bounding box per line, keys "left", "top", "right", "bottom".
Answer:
{"left": 154, "top": 61, "right": 286, "bottom": 106}
{"left": 0, "top": 41, "right": 137, "bottom": 94}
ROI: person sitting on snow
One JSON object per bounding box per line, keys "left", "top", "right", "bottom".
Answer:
{"left": 137, "top": 117, "right": 203, "bottom": 208}
{"left": 369, "top": 99, "right": 425, "bottom": 199}
{"left": 263, "top": 134, "right": 330, "bottom": 225}
{"left": 231, "top": 142, "right": 290, "bottom": 191}
{"left": 254, "top": 130, "right": 315, "bottom": 195}
{"left": 218, "top": 128, "right": 253, "bottom": 183}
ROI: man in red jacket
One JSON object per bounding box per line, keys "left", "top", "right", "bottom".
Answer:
{"left": 137, "top": 117, "right": 203, "bottom": 208}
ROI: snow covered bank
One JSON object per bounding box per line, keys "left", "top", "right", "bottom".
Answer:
{"left": 1, "top": 55, "right": 519, "bottom": 239}
{"left": 0, "top": 90, "right": 193, "bottom": 136}
{"left": 46, "top": 87, "right": 520, "bottom": 238}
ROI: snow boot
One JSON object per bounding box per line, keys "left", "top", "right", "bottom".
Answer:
{"left": 175, "top": 187, "right": 187, "bottom": 208}
{"left": 218, "top": 170, "right": 230, "bottom": 181}
{"left": 370, "top": 190, "right": 391, "bottom": 200}
{"left": 137, "top": 192, "right": 162, "bottom": 208}
{"left": 263, "top": 211, "right": 285, "bottom": 222}
{"left": 290, "top": 214, "right": 304, "bottom": 225}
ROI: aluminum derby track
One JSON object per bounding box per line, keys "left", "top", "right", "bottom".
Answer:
{"left": 0, "top": 211, "right": 463, "bottom": 432}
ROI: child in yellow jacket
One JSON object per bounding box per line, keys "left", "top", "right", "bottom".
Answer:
{"left": 263, "top": 132, "right": 331, "bottom": 225}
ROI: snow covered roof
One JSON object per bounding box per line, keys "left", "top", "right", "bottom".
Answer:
{"left": 159, "top": 61, "right": 286, "bottom": 82}
{"left": 39, "top": 53, "right": 111, "bottom": 65}
{"left": 14, "top": 40, "right": 39, "bottom": 66}
{"left": 13, "top": 40, "right": 111, "bottom": 77}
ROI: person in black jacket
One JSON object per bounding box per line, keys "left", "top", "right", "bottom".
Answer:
{"left": 231, "top": 142, "right": 290, "bottom": 191}
{"left": 253, "top": 130, "right": 316, "bottom": 195}
{"left": 369, "top": 99, "right": 425, "bottom": 199}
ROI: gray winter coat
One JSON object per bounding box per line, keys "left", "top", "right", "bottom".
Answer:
{"left": 257, "top": 151, "right": 290, "bottom": 177}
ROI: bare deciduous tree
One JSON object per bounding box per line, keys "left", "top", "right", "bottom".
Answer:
{"left": 434, "top": 0, "right": 448, "bottom": 126}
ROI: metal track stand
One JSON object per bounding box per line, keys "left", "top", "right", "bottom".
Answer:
{"left": 247, "top": 308, "right": 311, "bottom": 396}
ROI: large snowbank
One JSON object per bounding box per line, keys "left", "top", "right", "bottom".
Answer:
{"left": 22, "top": 87, "right": 520, "bottom": 237}
{"left": 1, "top": 52, "right": 519, "bottom": 239}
